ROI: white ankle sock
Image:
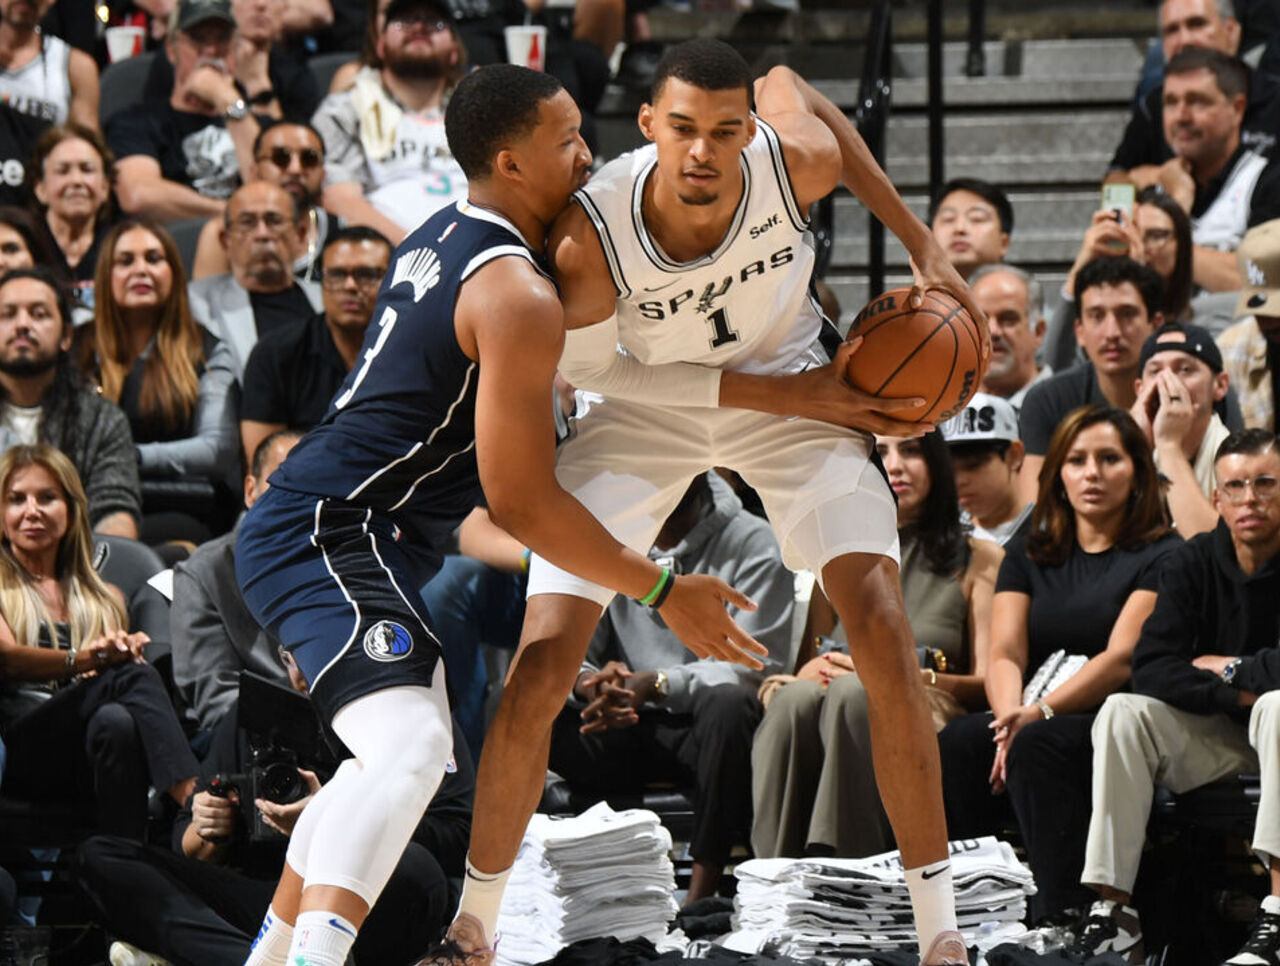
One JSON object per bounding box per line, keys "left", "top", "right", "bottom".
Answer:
{"left": 455, "top": 858, "right": 512, "bottom": 942}
{"left": 286, "top": 910, "right": 358, "bottom": 966}
{"left": 905, "top": 860, "right": 959, "bottom": 951}
{"left": 244, "top": 905, "right": 293, "bottom": 966}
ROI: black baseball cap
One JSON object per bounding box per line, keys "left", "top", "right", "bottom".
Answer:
{"left": 174, "top": 0, "right": 235, "bottom": 32}
{"left": 383, "top": 0, "right": 454, "bottom": 28}
{"left": 1138, "top": 321, "right": 1224, "bottom": 374}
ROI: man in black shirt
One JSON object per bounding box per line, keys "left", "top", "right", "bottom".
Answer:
{"left": 1071, "top": 428, "right": 1280, "bottom": 965}
{"left": 239, "top": 227, "right": 392, "bottom": 463}
{"left": 1107, "top": 0, "right": 1280, "bottom": 180}
{"left": 1016, "top": 257, "right": 1163, "bottom": 501}
{"left": 107, "top": 0, "right": 269, "bottom": 223}
{"left": 189, "top": 180, "right": 323, "bottom": 378}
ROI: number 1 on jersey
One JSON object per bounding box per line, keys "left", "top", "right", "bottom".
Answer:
{"left": 706, "top": 307, "right": 740, "bottom": 349}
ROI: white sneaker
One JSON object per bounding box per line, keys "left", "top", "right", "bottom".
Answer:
{"left": 109, "top": 940, "right": 173, "bottom": 966}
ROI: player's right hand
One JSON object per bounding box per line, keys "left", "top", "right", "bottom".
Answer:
{"left": 657, "top": 574, "right": 768, "bottom": 670}
{"left": 786, "top": 338, "right": 932, "bottom": 437}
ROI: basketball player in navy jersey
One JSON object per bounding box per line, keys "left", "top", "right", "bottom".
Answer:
{"left": 444, "top": 41, "right": 985, "bottom": 966}
{"left": 231, "top": 64, "right": 771, "bottom": 966}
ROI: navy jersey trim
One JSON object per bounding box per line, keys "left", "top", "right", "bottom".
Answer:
{"left": 757, "top": 117, "right": 809, "bottom": 233}
{"left": 630, "top": 156, "right": 752, "bottom": 273}
{"left": 573, "top": 190, "right": 631, "bottom": 299}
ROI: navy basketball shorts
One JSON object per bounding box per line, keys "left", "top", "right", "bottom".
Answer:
{"left": 236, "top": 485, "right": 443, "bottom": 723}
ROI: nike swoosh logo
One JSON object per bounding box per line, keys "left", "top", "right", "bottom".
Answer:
{"left": 329, "top": 918, "right": 357, "bottom": 937}
{"left": 642, "top": 282, "right": 677, "bottom": 293}
{"left": 920, "top": 863, "right": 950, "bottom": 880}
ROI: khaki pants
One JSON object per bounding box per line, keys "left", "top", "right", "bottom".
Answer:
{"left": 1081, "top": 691, "right": 1280, "bottom": 893}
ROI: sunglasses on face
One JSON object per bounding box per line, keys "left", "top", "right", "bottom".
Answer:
{"left": 258, "top": 147, "right": 323, "bottom": 170}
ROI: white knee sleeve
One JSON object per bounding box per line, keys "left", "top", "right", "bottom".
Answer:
{"left": 284, "top": 758, "right": 363, "bottom": 876}
{"left": 300, "top": 664, "right": 454, "bottom": 906}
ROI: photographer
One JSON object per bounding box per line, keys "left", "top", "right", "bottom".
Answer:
{"left": 76, "top": 651, "right": 473, "bottom": 966}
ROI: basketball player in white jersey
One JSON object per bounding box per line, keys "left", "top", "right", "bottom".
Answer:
{"left": 436, "top": 40, "right": 985, "bottom": 966}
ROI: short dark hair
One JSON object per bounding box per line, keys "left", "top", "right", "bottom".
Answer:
{"left": 1165, "top": 46, "right": 1249, "bottom": 100}
{"left": 1073, "top": 256, "right": 1164, "bottom": 319}
{"left": 0, "top": 266, "right": 72, "bottom": 331}
{"left": 0, "top": 206, "right": 63, "bottom": 281}
{"left": 252, "top": 120, "right": 325, "bottom": 160}
{"left": 251, "top": 429, "right": 303, "bottom": 480}
{"left": 1216, "top": 428, "right": 1280, "bottom": 464}
{"left": 928, "top": 178, "right": 1014, "bottom": 235}
{"left": 445, "top": 65, "right": 564, "bottom": 179}
{"left": 322, "top": 226, "right": 393, "bottom": 261}
{"left": 650, "top": 38, "right": 754, "bottom": 106}
{"left": 947, "top": 439, "right": 1013, "bottom": 462}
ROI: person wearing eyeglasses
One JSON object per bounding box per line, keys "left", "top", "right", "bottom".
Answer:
{"left": 188, "top": 180, "right": 324, "bottom": 379}
{"left": 312, "top": 0, "right": 467, "bottom": 246}
{"left": 193, "top": 122, "right": 336, "bottom": 284}
{"left": 239, "top": 227, "right": 392, "bottom": 466}
{"left": 1071, "top": 428, "right": 1280, "bottom": 964}
{"left": 73, "top": 220, "right": 239, "bottom": 547}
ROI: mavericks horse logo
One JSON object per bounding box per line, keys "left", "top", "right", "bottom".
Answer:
{"left": 363, "top": 620, "right": 413, "bottom": 662}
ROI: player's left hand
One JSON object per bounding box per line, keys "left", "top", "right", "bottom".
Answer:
{"left": 907, "top": 243, "right": 990, "bottom": 365}
{"left": 658, "top": 573, "right": 769, "bottom": 670}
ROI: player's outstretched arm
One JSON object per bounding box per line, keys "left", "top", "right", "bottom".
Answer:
{"left": 458, "top": 256, "right": 767, "bottom": 669}
{"left": 753, "top": 65, "right": 988, "bottom": 358}
{"left": 553, "top": 199, "right": 926, "bottom": 435}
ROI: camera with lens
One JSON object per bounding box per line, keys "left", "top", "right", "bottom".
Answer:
{"left": 209, "top": 744, "right": 309, "bottom": 843}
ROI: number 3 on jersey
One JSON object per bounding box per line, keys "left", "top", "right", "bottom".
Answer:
{"left": 335, "top": 306, "right": 398, "bottom": 409}
{"left": 706, "top": 307, "right": 740, "bottom": 349}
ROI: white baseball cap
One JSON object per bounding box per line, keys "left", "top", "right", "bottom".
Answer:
{"left": 940, "top": 392, "right": 1019, "bottom": 444}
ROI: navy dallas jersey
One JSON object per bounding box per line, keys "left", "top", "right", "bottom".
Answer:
{"left": 268, "top": 200, "right": 546, "bottom": 583}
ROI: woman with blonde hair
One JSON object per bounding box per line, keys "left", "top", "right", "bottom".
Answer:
{"left": 0, "top": 444, "right": 197, "bottom": 838}
{"left": 75, "top": 220, "right": 238, "bottom": 544}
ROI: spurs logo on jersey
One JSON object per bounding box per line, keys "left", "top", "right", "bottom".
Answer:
{"left": 574, "top": 118, "right": 827, "bottom": 375}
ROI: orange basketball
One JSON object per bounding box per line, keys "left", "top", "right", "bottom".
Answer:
{"left": 844, "top": 287, "right": 983, "bottom": 424}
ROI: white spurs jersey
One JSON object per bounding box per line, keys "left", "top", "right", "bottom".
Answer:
{"left": 574, "top": 118, "right": 825, "bottom": 375}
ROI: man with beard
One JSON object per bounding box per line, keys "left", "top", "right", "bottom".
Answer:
{"left": 1148, "top": 47, "right": 1280, "bottom": 292}
{"left": 193, "top": 122, "right": 336, "bottom": 283}
{"left": 0, "top": 0, "right": 99, "bottom": 207}
{"left": 108, "top": 0, "right": 271, "bottom": 223}
{"left": 969, "top": 264, "right": 1050, "bottom": 409}
{"left": 0, "top": 266, "right": 140, "bottom": 537}
{"left": 312, "top": 0, "right": 467, "bottom": 244}
{"left": 238, "top": 227, "right": 392, "bottom": 464}
{"left": 189, "top": 181, "right": 323, "bottom": 379}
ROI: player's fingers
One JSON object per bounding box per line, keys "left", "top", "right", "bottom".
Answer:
{"left": 710, "top": 578, "right": 757, "bottom": 613}
{"left": 722, "top": 625, "right": 767, "bottom": 668}
{"left": 871, "top": 393, "right": 929, "bottom": 413}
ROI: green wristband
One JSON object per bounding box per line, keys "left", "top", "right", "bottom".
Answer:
{"left": 638, "top": 567, "right": 672, "bottom": 606}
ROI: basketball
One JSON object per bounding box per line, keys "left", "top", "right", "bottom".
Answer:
{"left": 844, "top": 286, "right": 983, "bottom": 424}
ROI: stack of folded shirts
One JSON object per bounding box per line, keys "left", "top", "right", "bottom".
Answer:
{"left": 495, "top": 802, "right": 679, "bottom": 966}
{"left": 727, "top": 836, "right": 1036, "bottom": 959}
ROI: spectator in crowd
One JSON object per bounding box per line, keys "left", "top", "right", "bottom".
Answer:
{"left": 188, "top": 180, "right": 322, "bottom": 378}
{"left": 0, "top": 0, "right": 99, "bottom": 207}
{"left": 0, "top": 204, "right": 62, "bottom": 278}
{"left": 1018, "top": 257, "right": 1163, "bottom": 502}
{"left": 1131, "top": 321, "right": 1231, "bottom": 536}
{"left": 1219, "top": 218, "right": 1280, "bottom": 430}
{"left": 942, "top": 393, "right": 1033, "bottom": 545}
{"left": 1069, "top": 428, "right": 1280, "bottom": 966}
{"left": 78, "top": 647, "right": 474, "bottom": 966}
{"left": 1108, "top": 0, "right": 1280, "bottom": 184}
{"left": 1047, "top": 185, "right": 1202, "bottom": 371}
{"left": 172, "top": 430, "right": 298, "bottom": 740}
{"left": 312, "top": 0, "right": 467, "bottom": 244}
{"left": 928, "top": 178, "right": 1012, "bottom": 281}
{"left": 969, "top": 264, "right": 1049, "bottom": 408}
{"left": 1151, "top": 48, "right": 1280, "bottom": 292}
{"left": 74, "top": 220, "right": 238, "bottom": 546}
{"left": 108, "top": 0, "right": 269, "bottom": 222}
{"left": 752, "top": 433, "right": 1001, "bottom": 860}
{"left": 0, "top": 267, "right": 140, "bottom": 537}
{"left": 239, "top": 226, "right": 390, "bottom": 463}
{"left": 141, "top": 0, "right": 323, "bottom": 125}
{"left": 29, "top": 123, "right": 116, "bottom": 311}
{"left": 0, "top": 443, "right": 197, "bottom": 838}
{"left": 193, "top": 121, "right": 335, "bottom": 283}
{"left": 939, "top": 405, "right": 1179, "bottom": 929}
{"left": 550, "top": 471, "right": 794, "bottom": 904}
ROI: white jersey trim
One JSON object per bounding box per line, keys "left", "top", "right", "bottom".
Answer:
{"left": 460, "top": 244, "right": 541, "bottom": 282}
{"left": 574, "top": 189, "right": 632, "bottom": 299}
{"left": 309, "top": 500, "right": 365, "bottom": 689}
{"left": 756, "top": 117, "right": 809, "bottom": 233}
{"left": 629, "top": 154, "right": 753, "bottom": 272}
